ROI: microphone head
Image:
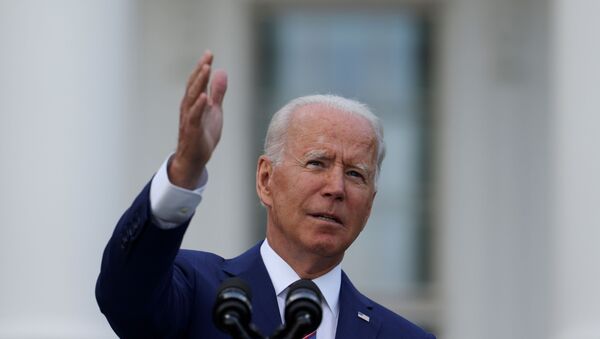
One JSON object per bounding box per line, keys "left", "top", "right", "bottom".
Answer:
{"left": 284, "top": 279, "right": 323, "bottom": 335}
{"left": 212, "top": 277, "right": 253, "bottom": 332}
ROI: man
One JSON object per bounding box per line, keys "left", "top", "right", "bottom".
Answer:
{"left": 96, "top": 51, "right": 435, "bottom": 339}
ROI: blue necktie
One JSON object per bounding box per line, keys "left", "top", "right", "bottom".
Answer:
{"left": 303, "top": 330, "right": 317, "bottom": 339}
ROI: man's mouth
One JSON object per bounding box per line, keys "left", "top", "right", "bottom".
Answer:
{"left": 309, "top": 213, "right": 343, "bottom": 225}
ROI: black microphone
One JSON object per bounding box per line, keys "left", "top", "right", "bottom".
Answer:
{"left": 270, "top": 279, "right": 323, "bottom": 339}
{"left": 213, "top": 277, "right": 263, "bottom": 339}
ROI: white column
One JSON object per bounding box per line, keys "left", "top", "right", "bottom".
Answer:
{"left": 552, "top": 1, "right": 600, "bottom": 338}
{"left": 438, "top": 0, "right": 552, "bottom": 338}
{"left": 0, "top": 1, "right": 132, "bottom": 337}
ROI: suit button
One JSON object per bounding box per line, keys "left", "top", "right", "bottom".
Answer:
{"left": 120, "top": 236, "right": 128, "bottom": 249}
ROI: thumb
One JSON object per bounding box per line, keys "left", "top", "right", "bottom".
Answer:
{"left": 210, "top": 69, "right": 228, "bottom": 108}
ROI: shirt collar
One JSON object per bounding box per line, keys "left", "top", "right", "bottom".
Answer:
{"left": 260, "top": 239, "right": 341, "bottom": 314}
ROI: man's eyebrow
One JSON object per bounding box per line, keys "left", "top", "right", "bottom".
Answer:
{"left": 354, "top": 163, "right": 371, "bottom": 173}
{"left": 300, "top": 150, "right": 373, "bottom": 174}
{"left": 302, "top": 149, "right": 330, "bottom": 159}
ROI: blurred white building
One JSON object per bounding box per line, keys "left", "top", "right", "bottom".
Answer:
{"left": 0, "top": 0, "right": 598, "bottom": 338}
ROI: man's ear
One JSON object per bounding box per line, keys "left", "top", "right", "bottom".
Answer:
{"left": 256, "top": 155, "right": 274, "bottom": 207}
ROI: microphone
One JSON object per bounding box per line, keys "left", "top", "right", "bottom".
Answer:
{"left": 213, "top": 277, "right": 263, "bottom": 339}
{"left": 271, "top": 279, "right": 323, "bottom": 339}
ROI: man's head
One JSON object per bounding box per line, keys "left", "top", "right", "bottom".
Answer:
{"left": 256, "top": 95, "right": 385, "bottom": 274}
{"left": 263, "top": 95, "right": 386, "bottom": 181}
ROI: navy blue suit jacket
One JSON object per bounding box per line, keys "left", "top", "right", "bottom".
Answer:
{"left": 96, "top": 182, "right": 435, "bottom": 339}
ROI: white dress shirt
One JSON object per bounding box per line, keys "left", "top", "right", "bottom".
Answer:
{"left": 260, "top": 239, "right": 340, "bottom": 339}
{"left": 149, "top": 155, "right": 341, "bottom": 338}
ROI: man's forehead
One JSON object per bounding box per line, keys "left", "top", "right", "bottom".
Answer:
{"left": 289, "top": 105, "right": 374, "bottom": 136}
{"left": 286, "top": 107, "right": 376, "bottom": 151}
{"left": 290, "top": 103, "right": 347, "bottom": 123}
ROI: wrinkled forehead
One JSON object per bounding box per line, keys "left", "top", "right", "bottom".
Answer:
{"left": 288, "top": 103, "right": 376, "bottom": 137}
{"left": 286, "top": 104, "right": 378, "bottom": 158}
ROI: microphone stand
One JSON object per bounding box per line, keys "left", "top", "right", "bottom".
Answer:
{"left": 218, "top": 309, "right": 264, "bottom": 339}
{"left": 268, "top": 313, "right": 313, "bottom": 339}
{"left": 222, "top": 313, "right": 253, "bottom": 339}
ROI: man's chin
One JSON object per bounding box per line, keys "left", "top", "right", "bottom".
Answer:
{"left": 307, "top": 238, "right": 346, "bottom": 259}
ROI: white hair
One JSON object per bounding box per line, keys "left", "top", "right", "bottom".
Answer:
{"left": 263, "top": 94, "right": 386, "bottom": 180}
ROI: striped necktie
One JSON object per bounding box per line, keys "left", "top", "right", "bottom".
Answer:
{"left": 303, "top": 330, "right": 317, "bottom": 339}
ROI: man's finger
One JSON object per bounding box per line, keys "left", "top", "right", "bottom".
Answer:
{"left": 185, "top": 64, "right": 211, "bottom": 108}
{"left": 188, "top": 93, "right": 208, "bottom": 126}
{"left": 209, "top": 69, "right": 228, "bottom": 108}
{"left": 186, "top": 51, "right": 213, "bottom": 89}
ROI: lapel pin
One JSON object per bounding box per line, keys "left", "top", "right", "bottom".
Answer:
{"left": 357, "top": 311, "right": 370, "bottom": 322}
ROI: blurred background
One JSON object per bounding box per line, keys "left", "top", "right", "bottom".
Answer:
{"left": 0, "top": 0, "right": 598, "bottom": 338}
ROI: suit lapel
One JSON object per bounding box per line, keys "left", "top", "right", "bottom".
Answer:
{"left": 221, "top": 245, "right": 381, "bottom": 339}
{"left": 335, "top": 272, "right": 381, "bottom": 339}
{"left": 222, "top": 242, "right": 282, "bottom": 337}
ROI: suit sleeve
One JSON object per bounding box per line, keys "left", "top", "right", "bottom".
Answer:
{"left": 95, "top": 181, "right": 195, "bottom": 338}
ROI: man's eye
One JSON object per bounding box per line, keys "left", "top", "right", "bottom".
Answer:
{"left": 306, "top": 160, "right": 323, "bottom": 167}
{"left": 347, "top": 170, "right": 364, "bottom": 179}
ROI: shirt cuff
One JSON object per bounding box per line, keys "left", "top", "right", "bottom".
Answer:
{"left": 149, "top": 155, "right": 208, "bottom": 229}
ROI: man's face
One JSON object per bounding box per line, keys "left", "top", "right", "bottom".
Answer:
{"left": 257, "top": 104, "right": 378, "bottom": 262}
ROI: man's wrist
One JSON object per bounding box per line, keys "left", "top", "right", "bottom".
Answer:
{"left": 150, "top": 154, "right": 208, "bottom": 229}
{"left": 168, "top": 155, "right": 207, "bottom": 190}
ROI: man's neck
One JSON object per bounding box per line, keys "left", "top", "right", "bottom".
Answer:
{"left": 265, "top": 233, "right": 343, "bottom": 280}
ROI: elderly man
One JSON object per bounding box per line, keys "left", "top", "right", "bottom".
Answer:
{"left": 96, "top": 52, "right": 435, "bottom": 339}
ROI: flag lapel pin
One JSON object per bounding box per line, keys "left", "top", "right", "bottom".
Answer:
{"left": 357, "top": 311, "right": 370, "bottom": 322}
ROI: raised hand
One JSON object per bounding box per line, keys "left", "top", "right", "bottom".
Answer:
{"left": 168, "top": 51, "right": 228, "bottom": 189}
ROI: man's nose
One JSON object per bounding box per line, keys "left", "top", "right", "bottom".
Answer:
{"left": 322, "top": 166, "right": 345, "bottom": 201}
